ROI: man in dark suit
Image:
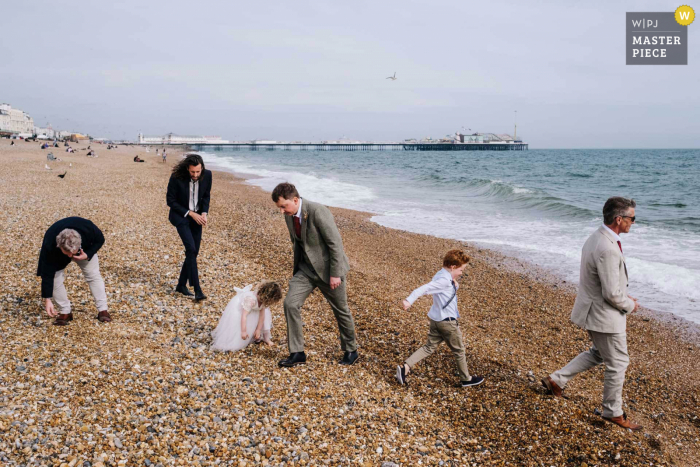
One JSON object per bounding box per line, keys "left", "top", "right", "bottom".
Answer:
{"left": 166, "top": 153, "right": 212, "bottom": 301}
{"left": 37, "top": 217, "right": 112, "bottom": 325}
{"left": 272, "top": 182, "right": 359, "bottom": 367}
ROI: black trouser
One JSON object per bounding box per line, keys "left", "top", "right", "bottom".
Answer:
{"left": 176, "top": 218, "right": 203, "bottom": 292}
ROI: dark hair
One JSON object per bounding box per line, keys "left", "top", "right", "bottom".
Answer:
{"left": 603, "top": 197, "right": 636, "bottom": 225}
{"left": 443, "top": 249, "right": 470, "bottom": 268}
{"left": 257, "top": 281, "right": 283, "bottom": 306}
{"left": 271, "top": 182, "right": 300, "bottom": 202}
{"left": 172, "top": 153, "right": 205, "bottom": 180}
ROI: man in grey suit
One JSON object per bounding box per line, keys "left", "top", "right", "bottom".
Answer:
{"left": 542, "top": 197, "right": 642, "bottom": 430}
{"left": 272, "top": 182, "right": 359, "bottom": 367}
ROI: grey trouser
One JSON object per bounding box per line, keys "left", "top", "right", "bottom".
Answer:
{"left": 405, "top": 319, "right": 471, "bottom": 381}
{"left": 53, "top": 254, "right": 108, "bottom": 314}
{"left": 550, "top": 331, "right": 629, "bottom": 418}
{"left": 283, "top": 269, "right": 357, "bottom": 354}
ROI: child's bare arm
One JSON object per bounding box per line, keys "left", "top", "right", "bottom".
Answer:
{"left": 254, "top": 310, "right": 265, "bottom": 339}
{"left": 240, "top": 310, "right": 249, "bottom": 340}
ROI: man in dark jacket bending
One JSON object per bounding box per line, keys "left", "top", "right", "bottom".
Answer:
{"left": 37, "top": 217, "right": 112, "bottom": 326}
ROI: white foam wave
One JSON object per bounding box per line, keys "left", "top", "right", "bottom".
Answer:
{"left": 627, "top": 257, "right": 700, "bottom": 301}
{"left": 199, "top": 152, "right": 376, "bottom": 209}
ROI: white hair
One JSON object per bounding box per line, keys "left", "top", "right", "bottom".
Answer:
{"left": 56, "top": 229, "right": 82, "bottom": 253}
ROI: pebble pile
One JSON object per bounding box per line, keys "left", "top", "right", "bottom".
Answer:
{"left": 0, "top": 140, "right": 698, "bottom": 466}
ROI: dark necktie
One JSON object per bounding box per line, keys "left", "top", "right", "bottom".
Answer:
{"left": 617, "top": 241, "right": 622, "bottom": 253}
{"left": 293, "top": 216, "right": 301, "bottom": 238}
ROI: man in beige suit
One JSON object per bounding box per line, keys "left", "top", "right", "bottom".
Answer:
{"left": 542, "top": 197, "right": 642, "bottom": 431}
{"left": 272, "top": 182, "right": 359, "bottom": 368}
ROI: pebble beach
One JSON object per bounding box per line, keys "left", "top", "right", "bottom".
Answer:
{"left": 1, "top": 139, "right": 699, "bottom": 466}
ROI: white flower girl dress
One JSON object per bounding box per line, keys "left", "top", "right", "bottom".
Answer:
{"left": 211, "top": 284, "right": 272, "bottom": 352}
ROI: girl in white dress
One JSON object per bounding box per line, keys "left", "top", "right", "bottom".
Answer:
{"left": 211, "top": 281, "right": 283, "bottom": 352}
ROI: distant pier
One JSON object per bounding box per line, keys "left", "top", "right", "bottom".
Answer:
{"left": 184, "top": 142, "right": 528, "bottom": 151}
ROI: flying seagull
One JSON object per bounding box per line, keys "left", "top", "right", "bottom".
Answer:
{"left": 58, "top": 171, "right": 67, "bottom": 179}
{"left": 386, "top": 72, "right": 397, "bottom": 81}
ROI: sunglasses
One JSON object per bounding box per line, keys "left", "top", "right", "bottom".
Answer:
{"left": 619, "top": 216, "right": 636, "bottom": 222}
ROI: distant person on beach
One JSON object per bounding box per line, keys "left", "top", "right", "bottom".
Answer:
{"left": 166, "top": 154, "right": 212, "bottom": 301}
{"left": 37, "top": 217, "right": 112, "bottom": 326}
{"left": 162, "top": 150, "right": 167, "bottom": 163}
{"left": 10, "top": 141, "right": 15, "bottom": 146}
{"left": 211, "top": 281, "right": 283, "bottom": 352}
{"left": 272, "top": 182, "right": 359, "bottom": 367}
{"left": 541, "top": 197, "right": 641, "bottom": 431}
{"left": 133, "top": 155, "right": 145, "bottom": 162}
{"left": 395, "top": 250, "right": 484, "bottom": 388}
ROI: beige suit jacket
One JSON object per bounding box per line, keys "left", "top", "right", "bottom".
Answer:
{"left": 570, "top": 226, "right": 635, "bottom": 333}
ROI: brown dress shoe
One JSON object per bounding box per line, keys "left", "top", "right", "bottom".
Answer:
{"left": 96, "top": 310, "right": 112, "bottom": 322}
{"left": 602, "top": 412, "right": 643, "bottom": 431}
{"left": 541, "top": 375, "right": 563, "bottom": 397}
{"left": 53, "top": 313, "right": 73, "bottom": 326}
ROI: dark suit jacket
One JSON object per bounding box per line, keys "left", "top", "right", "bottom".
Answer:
{"left": 166, "top": 170, "right": 212, "bottom": 226}
{"left": 36, "top": 217, "right": 105, "bottom": 298}
{"left": 284, "top": 199, "right": 350, "bottom": 283}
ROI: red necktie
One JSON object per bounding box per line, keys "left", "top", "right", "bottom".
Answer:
{"left": 293, "top": 216, "right": 301, "bottom": 238}
{"left": 617, "top": 241, "right": 622, "bottom": 253}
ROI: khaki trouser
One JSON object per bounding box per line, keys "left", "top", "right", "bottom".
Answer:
{"left": 52, "top": 254, "right": 108, "bottom": 314}
{"left": 550, "top": 331, "right": 629, "bottom": 418}
{"left": 283, "top": 268, "right": 357, "bottom": 354}
{"left": 405, "top": 319, "right": 471, "bottom": 381}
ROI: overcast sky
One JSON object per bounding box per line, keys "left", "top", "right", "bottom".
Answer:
{"left": 2, "top": 0, "right": 698, "bottom": 148}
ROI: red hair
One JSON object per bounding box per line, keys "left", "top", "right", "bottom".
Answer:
{"left": 443, "top": 249, "right": 470, "bottom": 268}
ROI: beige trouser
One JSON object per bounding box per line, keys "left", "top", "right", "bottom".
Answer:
{"left": 550, "top": 331, "right": 629, "bottom": 418}
{"left": 405, "top": 319, "right": 471, "bottom": 381}
{"left": 283, "top": 269, "right": 357, "bottom": 354}
{"left": 52, "top": 254, "right": 108, "bottom": 314}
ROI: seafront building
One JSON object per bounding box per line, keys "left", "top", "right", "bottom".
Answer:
{"left": 138, "top": 133, "right": 229, "bottom": 145}
{"left": 0, "top": 103, "right": 34, "bottom": 136}
{"left": 34, "top": 125, "right": 55, "bottom": 139}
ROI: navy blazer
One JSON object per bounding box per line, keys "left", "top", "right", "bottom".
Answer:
{"left": 166, "top": 169, "right": 212, "bottom": 226}
{"left": 37, "top": 217, "right": 105, "bottom": 298}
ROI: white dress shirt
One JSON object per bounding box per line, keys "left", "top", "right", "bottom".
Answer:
{"left": 295, "top": 198, "right": 303, "bottom": 220}
{"left": 184, "top": 179, "right": 207, "bottom": 218}
{"left": 406, "top": 268, "right": 460, "bottom": 321}
{"left": 603, "top": 224, "right": 621, "bottom": 243}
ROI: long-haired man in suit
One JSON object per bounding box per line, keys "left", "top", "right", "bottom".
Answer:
{"left": 272, "top": 182, "right": 359, "bottom": 367}
{"left": 166, "top": 153, "right": 212, "bottom": 301}
{"left": 542, "top": 197, "right": 642, "bottom": 430}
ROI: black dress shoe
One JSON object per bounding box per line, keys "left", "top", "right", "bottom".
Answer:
{"left": 340, "top": 350, "right": 359, "bottom": 365}
{"left": 194, "top": 291, "right": 207, "bottom": 301}
{"left": 278, "top": 352, "right": 307, "bottom": 367}
{"left": 175, "top": 285, "right": 193, "bottom": 296}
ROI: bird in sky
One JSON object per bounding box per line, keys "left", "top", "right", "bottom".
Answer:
{"left": 386, "top": 72, "right": 397, "bottom": 81}
{"left": 58, "top": 171, "right": 67, "bottom": 179}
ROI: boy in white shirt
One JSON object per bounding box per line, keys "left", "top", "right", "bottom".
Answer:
{"left": 396, "top": 249, "right": 484, "bottom": 387}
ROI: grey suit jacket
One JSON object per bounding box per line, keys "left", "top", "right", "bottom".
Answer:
{"left": 570, "top": 226, "right": 635, "bottom": 333}
{"left": 285, "top": 199, "right": 350, "bottom": 283}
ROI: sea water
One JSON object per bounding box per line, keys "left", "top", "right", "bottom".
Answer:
{"left": 199, "top": 148, "right": 700, "bottom": 323}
